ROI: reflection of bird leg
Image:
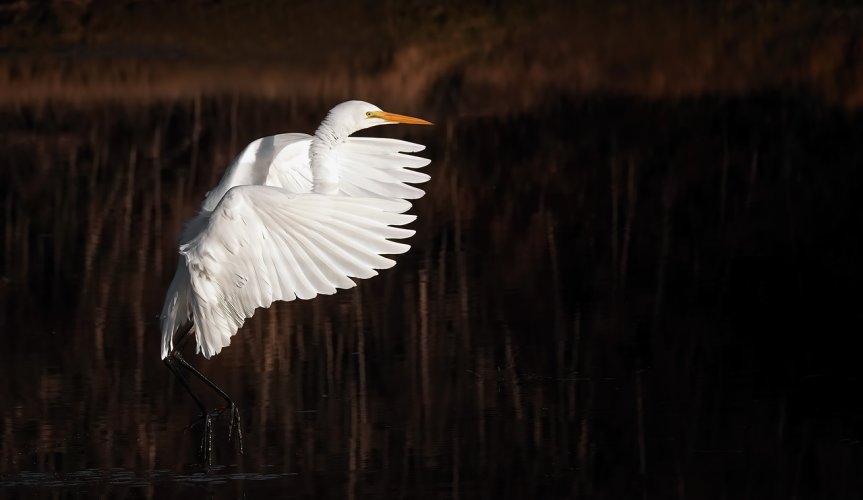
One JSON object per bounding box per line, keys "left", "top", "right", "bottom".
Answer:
{"left": 166, "top": 325, "right": 244, "bottom": 465}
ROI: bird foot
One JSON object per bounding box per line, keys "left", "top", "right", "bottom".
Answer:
{"left": 165, "top": 348, "right": 241, "bottom": 467}
{"left": 184, "top": 405, "right": 242, "bottom": 465}
{"left": 213, "top": 403, "right": 244, "bottom": 453}
{"left": 198, "top": 411, "right": 215, "bottom": 468}
{"left": 226, "top": 403, "right": 244, "bottom": 455}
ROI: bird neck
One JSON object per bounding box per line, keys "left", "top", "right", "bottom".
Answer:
{"left": 310, "top": 116, "right": 354, "bottom": 195}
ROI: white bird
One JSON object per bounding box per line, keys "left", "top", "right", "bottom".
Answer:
{"left": 159, "top": 100, "right": 432, "bottom": 464}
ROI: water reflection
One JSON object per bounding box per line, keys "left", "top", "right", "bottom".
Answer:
{"left": 1, "top": 94, "right": 862, "bottom": 499}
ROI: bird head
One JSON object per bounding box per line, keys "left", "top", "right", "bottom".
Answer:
{"left": 325, "top": 100, "right": 432, "bottom": 134}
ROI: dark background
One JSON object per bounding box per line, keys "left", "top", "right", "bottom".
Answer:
{"left": 1, "top": 1, "right": 862, "bottom": 498}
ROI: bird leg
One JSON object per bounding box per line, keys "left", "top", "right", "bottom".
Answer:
{"left": 171, "top": 350, "right": 244, "bottom": 455}
{"left": 164, "top": 355, "right": 215, "bottom": 468}
{"left": 165, "top": 325, "right": 244, "bottom": 465}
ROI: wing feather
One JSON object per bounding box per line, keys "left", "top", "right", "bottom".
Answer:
{"left": 264, "top": 134, "right": 314, "bottom": 193}
{"left": 159, "top": 261, "right": 192, "bottom": 359}
{"left": 257, "top": 134, "right": 431, "bottom": 200}
{"left": 180, "top": 185, "right": 414, "bottom": 358}
{"left": 346, "top": 137, "right": 428, "bottom": 154}
{"left": 334, "top": 137, "right": 431, "bottom": 200}
{"left": 202, "top": 133, "right": 311, "bottom": 211}
{"left": 284, "top": 225, "right": 357, "bottom": 289}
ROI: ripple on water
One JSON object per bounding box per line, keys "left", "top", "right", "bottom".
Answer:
{"left": 0, "top": 467, "right": 298, "bottom": 488}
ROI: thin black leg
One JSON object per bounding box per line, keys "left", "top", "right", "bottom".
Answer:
{"left": 164, "top": 357, "right": 207, "bottom": 415}
{"left": 164, "top": 354, "right": 215, "bottom": 467}
{"left": 171, "top": 350, "right": 244, "bottom": 454}
{"left": 165, "top": 324, "right": 245, "bottom": 467}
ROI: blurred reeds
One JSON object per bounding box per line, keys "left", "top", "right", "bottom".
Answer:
{"left": 1, "top": 92, "right": 862, "bottom": 497}
{"left": 1, "top": 2, "right": 863, "bottom": 107}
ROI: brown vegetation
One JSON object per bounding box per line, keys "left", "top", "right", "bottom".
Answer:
{"left": 1, "top": 2, "right": 863, "bottom": 108}
{"left": 1, "top": 93, "right": 862, "bottom": 496}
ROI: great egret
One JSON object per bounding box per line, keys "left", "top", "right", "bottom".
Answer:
{"left": 160, "top": 100, "right": 432, "bottom": 464}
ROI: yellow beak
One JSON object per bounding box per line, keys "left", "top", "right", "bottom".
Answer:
{"left": 370, "top": 110, "right": 433, "bottom": 125}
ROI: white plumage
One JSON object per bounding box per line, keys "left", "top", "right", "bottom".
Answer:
{"left": 160, "top": 100, "right": 432, "bottom": 360}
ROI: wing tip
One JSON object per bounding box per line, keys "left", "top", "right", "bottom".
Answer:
{"left": 404, "top": 143, "right": 426, "bottom": 153}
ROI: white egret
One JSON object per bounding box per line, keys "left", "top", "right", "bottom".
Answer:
{"left": 160, "top": 100, "right": 432, "bottom": 464}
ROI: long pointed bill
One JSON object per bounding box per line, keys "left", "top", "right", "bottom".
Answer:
{"left": 371, "top": 110, "right": 433, "bottom": 125}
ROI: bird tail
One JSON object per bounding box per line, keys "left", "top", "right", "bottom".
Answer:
{"left": 159, "top": 260, "right": 192, "bottom": 359}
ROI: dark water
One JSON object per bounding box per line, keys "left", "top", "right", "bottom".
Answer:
{"left": 1, "top": 91, "right": 863, "bottom": 499}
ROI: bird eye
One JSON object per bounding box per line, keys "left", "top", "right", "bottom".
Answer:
{"left": 365, "top": 111, "right": 372, "bottom": 117}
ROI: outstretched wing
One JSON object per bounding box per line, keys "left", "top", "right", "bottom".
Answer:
{"left": 180, "top": 185, "right": 415, "bottom": 358}
{"left": 201, "top": 133, "right": 312, "bottom": 211}
{"left": 202, "top": 134, "right": 431, "bottom": 212}
{"left": 265, "top": 135, "right": 431, "bottom": 200}
{"left": 334, "top": 137, "right": 431, "bottom": 199}
{"left": 265, "top": 134, "right": 314, "bottom": 194}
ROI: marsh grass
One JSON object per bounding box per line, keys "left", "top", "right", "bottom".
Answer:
{"left": 0, "top": 93, "right": 862, "bottom": 497}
